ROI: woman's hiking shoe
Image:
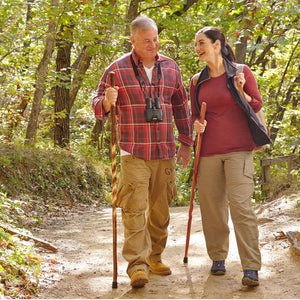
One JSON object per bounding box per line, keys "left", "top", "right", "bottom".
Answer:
{"left": 242, "top": 270, "right": 259, "bottom": 286}
{"left": 210, "top": 260, "right": 226, "bottom": 275}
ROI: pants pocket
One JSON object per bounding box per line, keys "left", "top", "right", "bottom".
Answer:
{"left": 167, "top": 179, "right": 177, "bottom": 204}
{"left": 117, "top": 182, "right": 147, "bottom": 212}
{"left": 243, "top": 158, "right": 254, "bottom": 180}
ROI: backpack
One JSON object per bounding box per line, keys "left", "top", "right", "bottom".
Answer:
{"left": 236, "top": 64, "right": 270, "bottom": 151}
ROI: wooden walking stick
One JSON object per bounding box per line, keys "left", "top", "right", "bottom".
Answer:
{"left": 183, "top": 102, "right": 206, "bottom": 264}
{"left": 109, "top": 71, "right": 118, "bottom": 288}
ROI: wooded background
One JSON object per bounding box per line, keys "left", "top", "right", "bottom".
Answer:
{"left": 0, "top": 0, "right": 299, "bottom": 199}
{"left": 0, "top": 3, "right": 299, "bottom": 296}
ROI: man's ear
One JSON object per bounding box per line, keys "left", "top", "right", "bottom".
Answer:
{"left": 130, "top": 36, "right": 135, "bottom": 45}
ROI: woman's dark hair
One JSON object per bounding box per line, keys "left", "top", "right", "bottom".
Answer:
{"left": 197, "top": 26, "right": 236, "bottom": 62}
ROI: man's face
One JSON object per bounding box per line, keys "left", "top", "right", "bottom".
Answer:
{"left": 130, "top": 28, "right": 159, "bottom": 61}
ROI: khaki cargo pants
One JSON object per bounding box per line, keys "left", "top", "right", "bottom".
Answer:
{"left": 117, "top": 155, "right": 177, "bottom": 277}
{"left": 197, "top": 151, "right": 261, "bottom": 271}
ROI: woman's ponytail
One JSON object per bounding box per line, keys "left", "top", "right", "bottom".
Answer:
{"left": 222, "top": 42, "right": 236, "bottom": 62}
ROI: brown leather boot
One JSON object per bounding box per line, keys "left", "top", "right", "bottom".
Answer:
{"left": 149, "top": 261, "right": 171, "bottom": 275}
{"left": 130, "top": 270, "right": 149, "bottom": 288}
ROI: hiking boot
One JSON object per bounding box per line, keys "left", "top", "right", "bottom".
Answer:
{"left": 130, "top": 270, "right": 149, "bottom": 288}
{"left": 242, "top": 270, "right": 259, "bottom": 286}
{"left": 210, "top": 260, "right": 226, "bottom": 275}
{"left": 149, "top": 261, "right": 171, "bottom": 275}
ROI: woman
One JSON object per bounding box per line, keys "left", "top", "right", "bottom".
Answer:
{"left": 190, "top": 26, "right": 267, "bottom": 287}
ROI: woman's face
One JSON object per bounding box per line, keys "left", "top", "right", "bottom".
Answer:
{"left": 194, "top": 32, "right": 219, "bottom": 62}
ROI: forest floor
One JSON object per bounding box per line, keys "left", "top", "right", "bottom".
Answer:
{"left": 35, "top": 192, "right": 300, "bottom": 299}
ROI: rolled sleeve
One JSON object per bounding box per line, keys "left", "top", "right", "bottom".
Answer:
{"left": 178, "top": 132, "right": 194, "bottom": 147}
{"left": 171, "top": 68, "right": 193, "bottom": 147}
{"left": 243, "top": 65, "right": 263, "bottom": 113}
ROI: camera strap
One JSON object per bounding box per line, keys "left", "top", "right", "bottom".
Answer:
{"left": 130, "top": 54, "right": 161, "bottom": 99}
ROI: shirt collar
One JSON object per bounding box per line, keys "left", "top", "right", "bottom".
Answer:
{"left": 131, "top": 49, "right": 161, "bottom": 68}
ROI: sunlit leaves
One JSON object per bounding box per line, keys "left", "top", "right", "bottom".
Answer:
{"left": 0, "top": 226, "right": 41, "bottom": 298}
{"left": 0, "top": 0, "right": 299, "bottom": 196}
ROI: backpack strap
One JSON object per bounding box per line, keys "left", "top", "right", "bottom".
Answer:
{"left": 235, "top": 63, "right": 244, "bottom": 75}
{"left": 192, "top": 72, "right": 201, "bottom": 86}
{"left": 193, "top": 69, "right": 206, "bottom": 114}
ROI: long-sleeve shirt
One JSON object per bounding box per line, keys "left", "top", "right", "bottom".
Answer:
{"left": 190, "top": 64, "right": 262, "bottom": 157}
{"left": 92, "top": 50, "right": 193, "bottom": 161}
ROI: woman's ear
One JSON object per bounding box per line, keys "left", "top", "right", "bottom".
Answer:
{"left": 213, "top": 39, "right": 221, "bottom": 50}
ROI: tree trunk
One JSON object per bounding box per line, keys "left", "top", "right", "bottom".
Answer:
{"left": 6, "top": 85, "right": 30, "bottom": 142}
{"left": 25, "top": 0, "right": 58, "bottom": 144}
{"left": 69, "top": 46, "right": 93, "bottom": 110}
{"left": 90, "top": 119, "right": 105, "bottom": 149}
{"left": 235, "top": 36, "right": 247, "bottom": 64}
{"left": 54, "top": 25, "right": 73, "bottom": 148}
{"left": 124, "top": 0, "right": 140, "bottom": 52}
{"left": 23, "top": 0, "right": 34, "bottom": 69}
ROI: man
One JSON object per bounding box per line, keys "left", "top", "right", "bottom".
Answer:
{"left": 92, "top": 16, "right": 193, "bottom": 288}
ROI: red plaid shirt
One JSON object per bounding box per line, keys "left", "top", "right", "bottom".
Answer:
{"left": 92, "top": 50, "right": 193, "bottom": 161}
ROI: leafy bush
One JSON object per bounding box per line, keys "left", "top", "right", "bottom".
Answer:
{"left": 0, "top": 143, "right": 112, "bottom": 297}
{"left": 0, "top": 143, "right": 110, "bottom": 208}
{"left": 0, "top": 228, "right": 41, "bottom": 298}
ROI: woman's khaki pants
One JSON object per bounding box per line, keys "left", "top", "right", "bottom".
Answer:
{"left": 117, "top": 155, "right": 176, "bottom": 277}
{"left": 197, "top": 151, "right": 261, "bottom": 271}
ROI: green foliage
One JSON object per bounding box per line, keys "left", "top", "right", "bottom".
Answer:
{"left": 0, "top": 227, "right": 41, "bottom": 298}
{"left": 0, "top": 3, "right": 299, "bottom": 297}
{"left": 0, "top": 143, "right": 110, "bottom": 210}
{"left": 0, "top": 140, "right": 112, "bottom": 298}
{"left": 0, "top": 191, "right": 42, "bottom": 298}
{"left": 173, "top": 157, "right": 194, "bottom": 207}
{"left": 0, "top": 192, "right": 32, "bottom": 226}
{"left": 0, "top": 0, "right": 298, "bottom": 208}
{"left": 1, "top": 0, "right": 299, "bottom": 152}
{"left": 0, "top": 1, "right": 298, "bottom": 199}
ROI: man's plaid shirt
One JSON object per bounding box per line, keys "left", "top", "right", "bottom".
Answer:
{"left": 92, "top": 50, "right": 193, "bottom": 161}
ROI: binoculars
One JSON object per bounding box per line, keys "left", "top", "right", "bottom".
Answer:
{"left": 145, "top": 97, "right": 163, "bottom": 122}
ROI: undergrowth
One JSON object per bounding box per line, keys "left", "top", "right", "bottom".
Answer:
{"left": 0, "top": 143, "right": 110, "bottom": 298}
{"left": 0, "top": 143, "right": 109, "bottom": 207}
{"left": 0, "top": 227, "right": 41, "bottom": 299}
{"left": 0, "top": 142, "right": 298, "bottom": 298}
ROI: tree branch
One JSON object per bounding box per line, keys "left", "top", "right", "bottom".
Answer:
{"left": 0, "top": 224, "right": 57, "bottom": 252}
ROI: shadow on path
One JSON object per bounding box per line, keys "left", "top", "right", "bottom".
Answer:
{"left": 37, "top": 202, "right": 300, "bottom": 299}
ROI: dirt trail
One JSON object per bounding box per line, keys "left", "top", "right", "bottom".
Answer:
{"left": 37, "top": 193, "right": 300, "bottom": 299}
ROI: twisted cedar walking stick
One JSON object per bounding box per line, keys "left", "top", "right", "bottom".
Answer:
{"left": 184, "top": 102, "right": 206, "bottom": 263}
{"left": 109, "top": 71, "right": 118, "bottom": 288}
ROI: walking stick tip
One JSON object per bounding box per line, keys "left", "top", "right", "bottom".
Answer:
{"left": 183, "top": 257, "right": 188, "bottom": 264}
{"left": 112, "top": 281, "right": 118, "bottom": 289}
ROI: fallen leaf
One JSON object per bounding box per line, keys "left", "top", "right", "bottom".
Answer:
{"left": 274, "top": 231, "right": 286, "bottom": 240}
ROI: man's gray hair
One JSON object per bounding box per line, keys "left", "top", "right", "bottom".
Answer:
{"left": 130, "top": 16, "right": 158, "bottom": 36}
